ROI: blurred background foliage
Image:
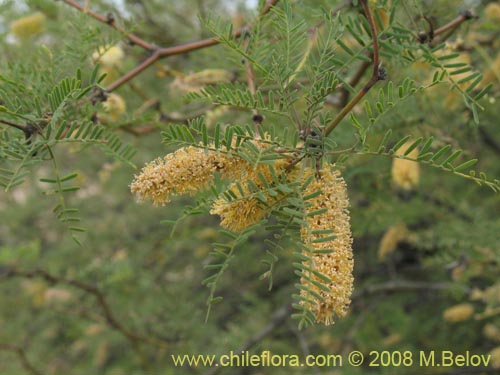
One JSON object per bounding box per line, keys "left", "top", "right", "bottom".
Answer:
{"left": 0, "top": 0, "right": 499, "bottom": 374}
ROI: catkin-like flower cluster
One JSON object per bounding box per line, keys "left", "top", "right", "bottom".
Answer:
{"left": 131, "top": 142, "right": 355, "bottom": 326}
{"left": 131, "top": 135, "right": 276, "bottom": 211}
{"left": 131, "top": 146, "right": 245, "bottom": 206}
{"left": 443, "top": 303, "right": 475, "bottom": 323}
{"left": 300, "top": 167, "right": 353, "bottom": 325}
{"left": 10, "top": 12, "right": 46, "bottom": 39}
{"left": 210, "top": 159, "right": 289, "bottom": 231}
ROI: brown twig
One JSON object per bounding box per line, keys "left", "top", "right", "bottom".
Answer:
{"left": 0, "top": 344, "right": 44, "bottom": 375}
{"left": 0, "top": 118, "right": 29, "bottom": 132}
{"left": 242, "top": 29, "right": 264, "bottom": 130}
{"left": 324, "top": 0, "right": 381, "bottom": 137}
{"left": 418, "top": 11, "right": 476, "bottom": 45}
{"left": 60, "top": 0, "right": 155, "bottom": 50}
{"left": 58, "top": 0, "right": 280, "bottom": 92}
{"left": 434, "top": 11, "right": 474, "bottom": 37}
{"left": 337, "top": 59, "right": 371, "bottom": 107}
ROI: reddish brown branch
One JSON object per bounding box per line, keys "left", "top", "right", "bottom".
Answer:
{"left": 60, "top": 0, "right": 155, "bottom": 50}
{"left": 419, "top": 11, "right": 476, "bottom": 44}
{"left": 337, "top": 59, "right": 371, "bottom": 107}
{"left": 58, "top": 0, "right": 280, "bottom": 92}
{"left": 324, "top": 0, "right": 380, "bottom": 137}
{"left": 0, "top": 344, "right": 44, "bottom": 375}
{"left": 434, "top": 12, "right": 473, "bottom": 37}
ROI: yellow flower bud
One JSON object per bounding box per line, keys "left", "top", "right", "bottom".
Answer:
{"left": 370, "top": 0, "right": 391, "bottom": 32}
{"left": 170, "top": 69, "right": 234, "bottom": 94}
{"left": 485, "top": 3, "right": 500, "bottom": 23}
{"left": 483, "top": 323, "right": 500, "bottom": 342}
{"left": 92, "top": 45, "right": 125, "bottom": 68}
{"left": 443, "top": 303, "right": 475, "bottom": 323}
{"left": 378, "top": 223, "right": 408, "bottom": 260}
{"left": 391, "top": 140, "right": 420, "bottom": 190}
{"left": 103, "top": 93, "right": 126, "bottom": 122}
{"left": 490, "top": 346, "right": 500, "bottom": 369}
{"left": 10, "top": 12, "right": 46, "bottom": 39}
{"left": 481, "top": 53, "right": 500, "bottom": 88}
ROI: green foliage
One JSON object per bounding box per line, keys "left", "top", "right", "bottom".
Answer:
{"left": 0, "top": 0, "right": 499, "bottom": 374}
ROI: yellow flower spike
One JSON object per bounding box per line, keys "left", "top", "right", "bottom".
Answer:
{"left": 210, "top": 159, "right": 290, "bottom": 232}
{"left": 378, "top": 223, "right": 408, "bottom": 261}
{"left": 210, "top": 185, "right": 266, "bottom": 232}
{"left": 92, "top": 45, "right": 125, "bottom": 68}
{"left": 391, "top": 140, "right": 420, "bottom": 191}
{"left": 489, "top": 346, "right": 500, "bottom": 369}
{"left": 485, "top": 3, "right": 500, "bottom": 23}
{"left": 170, "top": 69, "right": 235, "bottom": 94}
{"left": 370, "top": 0, "right": 391, "bottom": 32}
{"left": 10, "top": 12, "right": 46, "bottom": 39}
{"left": 131, "top": 147, "right": 219, "bottom": 206}
{"left": 443, "top": 303, "right": 475, "bottom": 323}
{"left": 130, "top": 134, "right": 277, "bottom": 206}
{"left": 103, "top": 93, "right": 126, "bottom": 122}
{"left": 483, "top": 323, "right": 500, "bottom": 342}
{"left": 480, "top": 53, "right": 500, "bottom": 88}
{"left": 300, "top": 166, "right": 354, "bottom": 325}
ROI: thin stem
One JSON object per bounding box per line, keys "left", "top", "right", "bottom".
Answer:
{"left": 324, "top": 0, "right": 380, "bottom": 137}
{"left": 106, "top": 50, "right": 161, "bottom": 91}
{"left": 60, "top": 0, "right": 155, "bottom": 50}
{"left": 434, "top": 13, "right": 470, "bottom": 36}
{"left": 1, "top": 267, "right": 168, "bottom": 350}
{"left": 0, "top": 344, "right": 44, "bottom": 375}
{"left": 337, "top": 59, "right": 371, "bottom": 107}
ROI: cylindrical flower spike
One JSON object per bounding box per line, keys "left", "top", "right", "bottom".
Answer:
{"left": 210, "top": 183, "right": 266, "bottom": 232}
{"left": 10, "top": 13, "right": 46, "bottom": 39}
{"left": 443, "top": 303, "right": 475, "bottom": 323}
{"left": 210, "top": 159, "right": 289, "bottom": 231}
{"left": 131, "top": 146, "right": 230, "bottom": 205}
{"left": 130, "top": 134, "right": 277, "bottom": 206}
{"left": 300, "top": 166, "right": 354, "bottom": 325}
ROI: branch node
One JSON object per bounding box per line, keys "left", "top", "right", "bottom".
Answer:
{"left": 459, "top": 9, "right": 475, "bottom": 20}
{"left": 377, "top": 66, "right": 388, "bottom": 81}
{"left": 106, "top": 12, "right": 115, "bottom": 25}
{"left": 252, "top": 114, "right": 264, "bottom": 125}
{"left": 90, "top": 87, "right": 107, "bottom": 105}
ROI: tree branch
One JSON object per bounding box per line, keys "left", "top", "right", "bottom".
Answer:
{"left": 58, "top": 0, "right": 281, "bottom": 92}
{"left": 324, "top": 0, "right": 381, "bottom": 137}
{"left": 60, "top": 0, "right": 155, "bottom": 50}
{"left": 418, "top": 11, "right": 476, "bottom": 45}
{"left": 0, "top": 267, "right": 168, "bottom": 352}
{"left": 0, "top": 344, "right": 44, "bottom": 375}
